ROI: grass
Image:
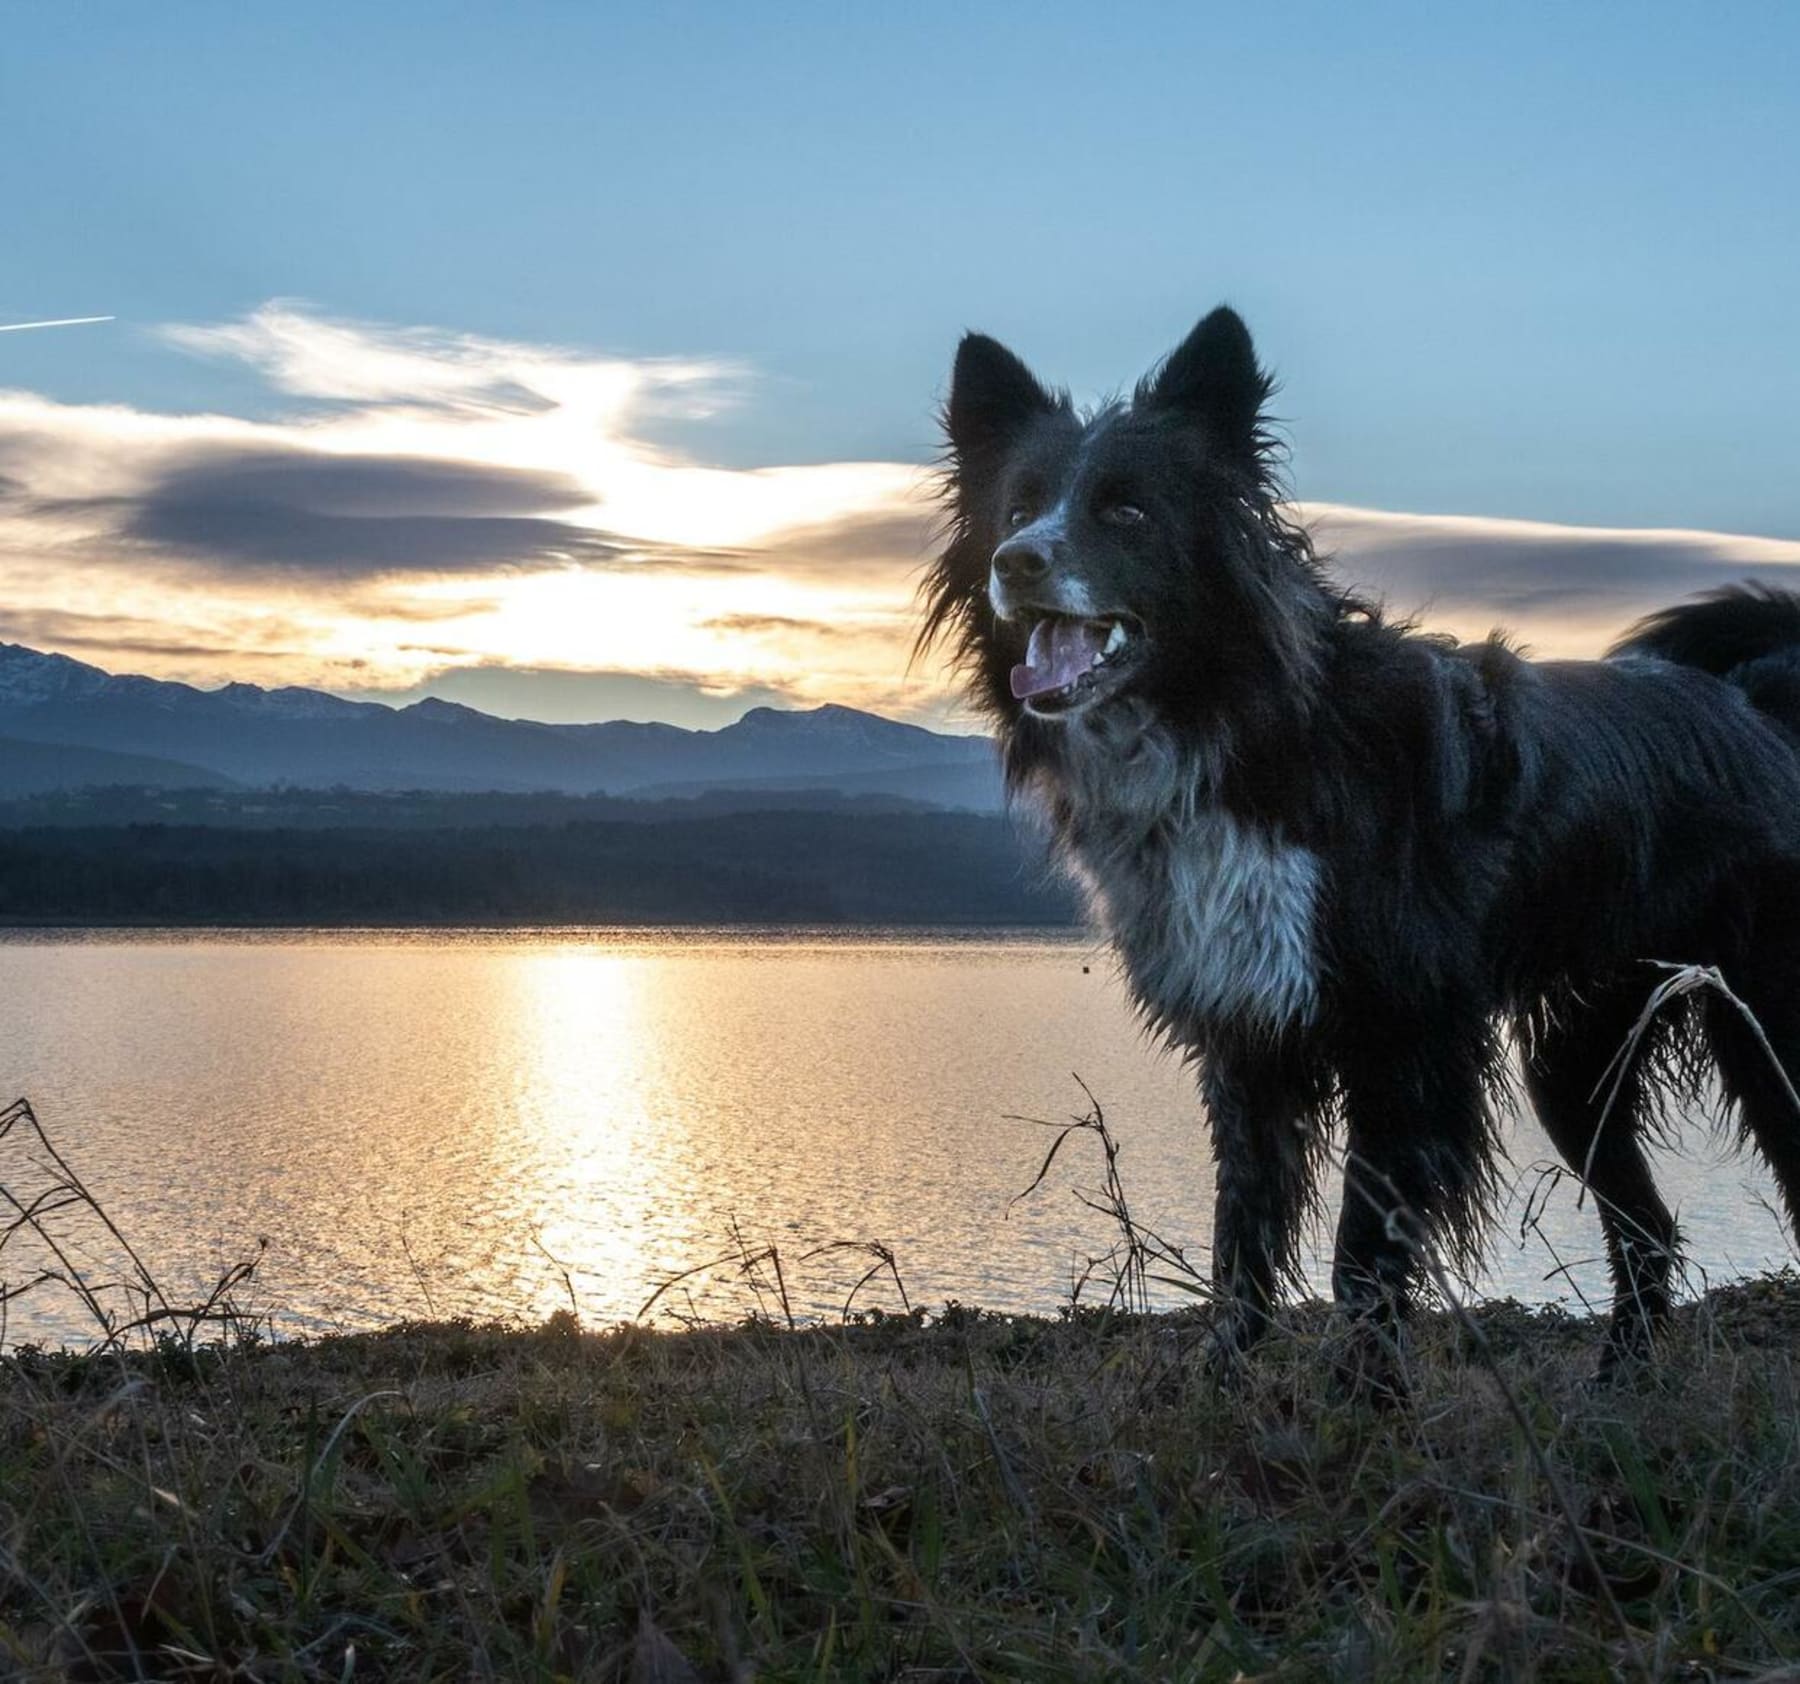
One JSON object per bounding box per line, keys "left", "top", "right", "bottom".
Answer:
{"left": 6, "top": 1278, "right": 1800, "bottom": 1678}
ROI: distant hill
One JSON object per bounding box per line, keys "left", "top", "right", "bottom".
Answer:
{"left": 0, "top": 733, "right": 240, "bottom": 798}
{"left": 0, "top": 643, "right": 1002, "bottom": 808}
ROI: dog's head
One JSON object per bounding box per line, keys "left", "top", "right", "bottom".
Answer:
{"left": 921, "top": 307, "right": 1323, "bottom": 734}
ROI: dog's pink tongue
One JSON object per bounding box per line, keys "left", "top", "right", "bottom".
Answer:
{"left": 1011, "top": 618, "right": 1103, "bottom": 700}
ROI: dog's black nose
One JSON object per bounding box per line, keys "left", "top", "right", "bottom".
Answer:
{"left": 991, "top": 536, "right": 1054, "bottom": 583}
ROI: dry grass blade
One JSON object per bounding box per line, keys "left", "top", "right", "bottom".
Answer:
{"left": 1584, "top": 962, "right": 1800, "bottom": 1199}
{"left": 798, "top": 1238, "right": 913, "bottom": 1319}
{"left": 1006, "top": 1074, "right": 1174, "bottom": 1315}
{"left": 1, "top": 1097, "right": 267, "bottom": 1354}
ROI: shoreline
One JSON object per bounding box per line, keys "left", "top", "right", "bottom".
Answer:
{"left": 0, "top": 916, "right": 1084, "bottom": 936}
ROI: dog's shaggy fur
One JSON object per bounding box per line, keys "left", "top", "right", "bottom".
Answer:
{"left": 921, "top": 305, "right": 1800, "bottom": 1374}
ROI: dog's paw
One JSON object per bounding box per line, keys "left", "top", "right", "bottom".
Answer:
{"left": 1202, "top": 1314, "right": 1258, "bottom": 1388}
{"left": 1586, "top": 1322, "right": 1660, "bottom": 1390}
{"left": 1328, "top": 1320, "right": 1411, "bottom": 1410}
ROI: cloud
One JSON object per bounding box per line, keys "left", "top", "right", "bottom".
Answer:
{"left": 116, "top": 445, "right": 631, "bottom": 578}
{"left": 13, "top": 431, "right": 747, "bottom": 584}
{"left": 751, "top": 505, "right": 937, "bottom": 581}
{"left": 158, "top": 299, "right": 727, "bottom": 418}
{"left": 0, "top": 605, "right": 301, "bottom": 664}
{"left": 1306, "top": 503, "right": 1800, "bottom": 653}
{"left": 341, "top": 591, "right": 506, "bottom": 623}
{"left": 137, "top": 448, "right": 595, "bottom": 518}
{"left": 130, "top": 503, "right": 622, "bottom": 578}
{"left": 700, "top": 612, "right": 858, "bottom": 638}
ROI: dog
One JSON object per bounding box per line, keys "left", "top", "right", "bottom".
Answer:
{"left": 921, "top": 304, "right": 1800, "bottom": 1378}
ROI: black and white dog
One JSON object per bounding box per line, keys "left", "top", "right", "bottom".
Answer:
{"left": 922, "top": 305, "right": 1800, "bottom": 1376}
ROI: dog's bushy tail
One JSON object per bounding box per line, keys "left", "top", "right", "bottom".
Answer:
{"left": 1612, "top": 583, "right": 1800, "bottom": 677}
{"left": 1612, "top": 583, "right": 1800, "bottom": 731}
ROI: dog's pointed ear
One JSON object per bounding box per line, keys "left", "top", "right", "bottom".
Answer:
{"left": 1142, "top": 306, "right": 1273, "bottom": 461}
{"left": 946, "top": 332, "right": 1057, "bottom": 463}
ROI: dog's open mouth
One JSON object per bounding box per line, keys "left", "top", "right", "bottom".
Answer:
{"left": 1010, "top": 613, "right": 1146, "bottom": 715}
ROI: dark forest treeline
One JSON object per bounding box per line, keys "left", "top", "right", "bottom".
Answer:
{"left": 0, "top": 784, "right": 961, "bottom": 830}
{"left": 0, "top": 810, "right": 1078, "bottom": 925}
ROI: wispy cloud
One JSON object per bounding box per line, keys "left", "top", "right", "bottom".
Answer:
{"left": 752, "top": 506, "right": 939, "bottom": 582}
{"left": 1310, "top": 503, "right": 1800, "bottom": 654}
{"left": 0, "top": 605, "right": 303, "bottom": 664}
{"left": 160, "top": 302, "right": 717, "bottom": 416}
{"left": 701, "top": 613, "right": 858, "bottom": 638}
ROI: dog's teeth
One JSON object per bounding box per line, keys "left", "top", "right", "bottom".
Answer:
{"left": 1104, "top": 621, "right": 1127, "bottom": 655}
{"left": 1090, "top": 651, "right": 1104, "bottom": 668}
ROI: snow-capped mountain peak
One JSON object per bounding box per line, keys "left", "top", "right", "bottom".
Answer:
{"left": 0, "top": 643, "right": 113, "bottom": 705}
{"left": 213, "top": 682, "right": 375, "bottom": 720}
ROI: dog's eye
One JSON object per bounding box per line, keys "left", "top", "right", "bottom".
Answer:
{"left": 1006, "top": 505, "right": 1031, "bottom": 528}
{"left": 1101, "top": 503, "right": 1146, "bottom": 527}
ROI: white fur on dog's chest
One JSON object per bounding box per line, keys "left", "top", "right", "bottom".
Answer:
{"left": 1071, "top": 805, "right": 1323, "bottom": 1031}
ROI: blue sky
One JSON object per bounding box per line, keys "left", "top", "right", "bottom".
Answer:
{"left": 3, "top": 4, "right": 1799, "bottom": 723}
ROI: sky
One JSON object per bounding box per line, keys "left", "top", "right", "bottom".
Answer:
{"left": 2, "top": 3, "right": 1798, "bottom": 728}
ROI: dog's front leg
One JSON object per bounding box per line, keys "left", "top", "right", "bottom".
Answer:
{"left": 1201, "top": 1038, "right": 1325, "bottom": 1376}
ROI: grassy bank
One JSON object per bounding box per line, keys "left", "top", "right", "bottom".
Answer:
{"left": 3, "top": 1280, "right": 1800, "bottom": 1682}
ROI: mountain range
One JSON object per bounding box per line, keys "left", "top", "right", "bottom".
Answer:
{"left": 0, "top": 643, "right": 1002, "bottom": 809}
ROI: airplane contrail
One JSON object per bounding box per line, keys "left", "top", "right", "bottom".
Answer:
{"left": 0, "top": 315, "right": 116, "bottom": 333}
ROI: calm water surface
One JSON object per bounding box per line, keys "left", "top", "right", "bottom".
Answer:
{"left": 1, "top": 929, "right": 1792, "bottom": 1349}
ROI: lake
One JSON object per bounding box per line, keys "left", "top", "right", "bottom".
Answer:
{"left": 1, "top": 928, "right": 1792, "bottom": 1350}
